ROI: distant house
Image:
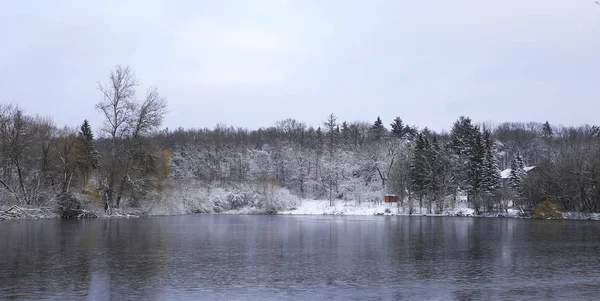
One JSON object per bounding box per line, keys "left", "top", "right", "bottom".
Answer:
{"left": 384, "top": 195, "right": 399, "bottom": 203}
{"left": 500, "top": 166, "right": 536, "bottom": 186}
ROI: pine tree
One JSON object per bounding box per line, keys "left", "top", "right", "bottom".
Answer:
{"left": 405, "top": 125, "right": 417, "bottom": 139}
{"left": 410, "top": 132, "right": 437, "bottom": 212}
{"left": 80, "top": 119, "right": 94, "bottom": 141}
{"left": 450, "top": 116, "right": 478, "bottom": 156}
{"left": 410, "top": 134, "right": 426, "bottom": 210}
{"left": 431, "top": 136, "right": 453, "bottom": 213}
{"left": 508, "top": 152, "right": 525, "bottom": 191}
{"left": 315, "top": 127, "right": 324, "bottom": 153}
{"left": 340, "top": 121, "right": 350, "bottom": 147}
{"left": 78, "top": 119, "right": 100, "bottom": 188}
{"left": 480, "top": 130, "right": 500, "bottom": 194}
{"left": 390, "top": 117, "right": 405, "bottom": 139}
{"left": 542, "top": 121, "right": 553, "bottom": 139}
{"left": 370, "top": 117, "right": 386, "bottom": 141}
{"left": 427, "top": 135, "right": 442, "bottom": 213}
{"left": 449, "top": 116, "right": 481, "bottom": 210}
{"left": 323, "top": 114, "right": 338, "bottom": 157}
{"left": 467, "top": 131, "right": 485, "bottom": 213}
{"left": 592, "top": 125, "right": 600, "bottom": 138}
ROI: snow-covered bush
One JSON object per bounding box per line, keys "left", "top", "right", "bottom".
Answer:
{"left": 143, "top": 180, "right": 298, "bottom": 215}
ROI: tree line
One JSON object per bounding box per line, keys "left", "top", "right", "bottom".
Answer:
{"left": 2, "top": 66, "right": 600, "bottom": 215}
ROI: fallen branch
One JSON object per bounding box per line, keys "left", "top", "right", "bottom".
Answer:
{"left": 61, "top": 208, "right": 98, "bottom": 219}
{"left": 0, "top": 206, "right": 57, "bottom": 220}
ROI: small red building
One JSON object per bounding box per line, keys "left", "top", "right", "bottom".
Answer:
{"left": 384, "top": 195, "right": 399, "bottom": 203}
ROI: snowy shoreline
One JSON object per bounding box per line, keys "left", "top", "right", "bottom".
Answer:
{"left": 229, "top": 200, "right": 600, "bottom": 221}
{"left": 3, "top": 200, "right": 600, "bottom": 221}
{"left": 279, "top": 200, "right": 505, "bottom": 217}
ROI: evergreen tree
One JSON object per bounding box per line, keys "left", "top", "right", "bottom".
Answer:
{"left": 390, "top": 117, "right": 405, "bottom": 139}
{"left": 410, "top": 134, "right": 426, "bottom": 209}
{"left": 323, "top": 114, "right": 338, "bottom": 156}
{"left": 427, "top": 135, "right": 442, "bottom": 213}
{"left": 542, "top": 121, "right": 553, "bottom": 139}
{"left": 80, "top": 119, "right": 94, "bottom": 141}
{"left": 370, "top": 117, "right": 386, "bottom": 141}
{"left": 406, "top": 125, "right": 418, "bottom": 138}
{"left": 410, "top": 132, "right": 436, "bottom": 212}
{"left": 340, "top": 121, "right": 350, "bottom": 147}
{"left": 467, "top": 131, "right": 485, "bottom": 213}
{"left": 449, "top": 116, "right": 481, "bottom": 210}
{"left": 592, "top": 125, "right": 600, "bottom": 138}
{"left": 315, "top": 127, "right": 324, "bottom": 156}
{"left": 432, "top": 136, "right": 453, "bottom": 213}
{"left": 508, "top": 152, "right": 525, "bottom": 191}
{"left": 480, "top": 130, "right": 500, "bottom": 194}
{"left": 78, "top": 119, "right": 100, "bottom": 187}
{"left": 467, "top": 132, "right": 484, "bottom": 190}
{"left": 450, "top": 116, "right": 478, "bottom": 156}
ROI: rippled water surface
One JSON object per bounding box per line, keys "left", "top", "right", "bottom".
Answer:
{"left": 1, "top": 215, "right": 600, "bottom": 300}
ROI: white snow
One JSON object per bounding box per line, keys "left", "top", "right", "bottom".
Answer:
{"left": 560, "top": 212, "right": 600, "bottom": 221}
{"left": 276, "top": 199, "right": 598, "bottom": 220}
{"left": 500, "top": 166, "right": 536, "bottom": 179}
{"left": 279, "top": 199, "right": 478, "bottom": 216}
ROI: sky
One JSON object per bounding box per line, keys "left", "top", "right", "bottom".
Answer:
{"left": 1, "top": 0, "right": 600, "bottom": 133}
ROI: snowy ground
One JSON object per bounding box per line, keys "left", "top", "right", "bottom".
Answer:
{"left": 561, "top": 212, "right": 600, "bottom": 221}
{"left": 278, "top": 200, "right": 599, "bottom": 220}
{"left": 279, "top": 200, "right": 485, "bottom": 217}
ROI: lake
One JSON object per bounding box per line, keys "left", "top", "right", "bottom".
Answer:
{"left": 1, "top": 215, "right": 600, "bottom": 300}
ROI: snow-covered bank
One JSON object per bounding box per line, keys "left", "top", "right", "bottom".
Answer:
{"left": 279, "top": 199, "right": 495, "bottom": 217}
{"left": 561, "top": 212, "right": 600, "bottom": 221}
{"left": 0, "top": 205, "right": 58, "bottom": 220}
{"left": 280, "top": 200, "right": 401, "bottom": 216}
{"left": 278, "top": 200, "right": 600, "bottom": 220}
{"left": 4, "top": 198, "right": 600, "bottom": 221}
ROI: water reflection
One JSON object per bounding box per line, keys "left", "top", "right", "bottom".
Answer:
{"left": 1, "top": 216, "right": 600, "bottom": 300}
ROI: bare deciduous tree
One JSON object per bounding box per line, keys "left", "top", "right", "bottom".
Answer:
{"left": 96, "top": 65, "right": 167, "bottom": 211}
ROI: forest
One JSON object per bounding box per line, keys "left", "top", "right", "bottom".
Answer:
{"left": 2, "top": 66, "right": 600, "bottom": 218}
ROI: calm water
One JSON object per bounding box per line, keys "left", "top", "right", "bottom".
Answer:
{"left": 1, "top": 215, "right": 600, "bottom": 300}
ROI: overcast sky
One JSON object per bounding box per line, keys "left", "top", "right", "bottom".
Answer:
{"left": 1, "top": 0, "right": 599, "bottom": 133}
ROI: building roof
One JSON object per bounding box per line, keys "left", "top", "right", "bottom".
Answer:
{"left": 500, "top": 166, "right": 536, "bottom": 179}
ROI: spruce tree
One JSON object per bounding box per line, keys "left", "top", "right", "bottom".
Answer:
{"left": 370, "top": 117, "right": 386, "bottom": 141}
{"left": 450, "top": 116, "right": 478, "bottom": 156}
{"left": 542, "top": 121, "right": 553, "bottom": 139}
{"left": 508, "top": 152, "right": 525, "bottom": 191}
{"left": 315, "top": 127, "right": 324, "bottom": 156}
{"left": 410, "top": 133, "right": 429, "bottom": 211}
{"left": 480, "top": 130, "right": 500, "bottom": 193}
{"left": 390, "top": 117, "right": 405, "bottom": 139}
{"left": 449, "top": 116, "right": 482, "bottom": 210}
{"left": 340, "top": 121, "right": 350, "bottom": 147}
{"left": 431, "top": 136, "right": 452, "bottom": 213}
{"left": 80, "top": 119, "right": 94, "bottom": 141}
{"left": 467, "top": 131, "right": 485, "bottom": 212}
{"left": 406, "top": 125, "right": 417, "bottom": 138}
{"left": 323, "top": 114, "right": 338, "bottom": 157}
{"left": 428, "top": 135, "right": 442, "bottom": 213}
{"left": 78, "top": 119, "right": 100, "bottom": 187}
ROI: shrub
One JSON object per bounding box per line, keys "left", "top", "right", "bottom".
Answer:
{"left": 532, "top": 200, "right": 563, "bottom": 219}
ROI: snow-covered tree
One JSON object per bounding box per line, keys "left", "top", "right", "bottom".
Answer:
{"left": 410, "top": 133, "right": 431, "bottom": 212}
{"left": 480, "top": 130, "right": 501, "bottom": 210}
{"left": 542, "top": 121, "right": 553, "bottom": 139}
{"left": 466, "top": 131, "right": 485, "bottom": 213}
{"left": 370, "top": 117, "right": 386, "bottom": 141}
{"left": 96, "top": 65, "right": 167, "bottom": 210}
{"left": 508, "top": 152, "right": 526, "bottom": 192}
{"left": 77, "top": 119, "right": 100, "bottom": 188}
